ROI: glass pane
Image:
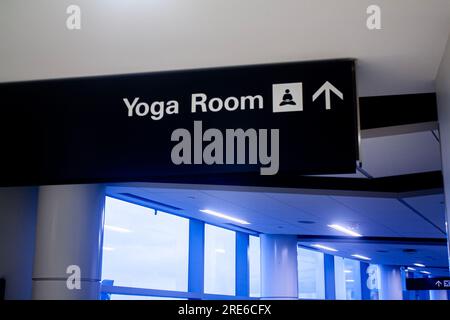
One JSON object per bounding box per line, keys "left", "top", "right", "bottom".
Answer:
{"left": 344, "top": 258, "right": 361, "bottom": 300}
{"left": 204, "top": 224, "right": 236, "bottom": 295}
{"left": 334, "top": 256, "right": 346, "bottom": 300}
{"left": 297, "top": 247, "right": 325, "bottom": 299}
{"left": 101, "top": 197, "right": 189, "bottom": 291}
{"left": 249, "top": 235, "right": 261, "bottom": 297}
{"left": 334, "top": 256, "right": 362, "bottom": 300}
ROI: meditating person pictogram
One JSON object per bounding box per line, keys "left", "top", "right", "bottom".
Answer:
{"left": 279, "top": 89, "right": 296, "bottom": 106}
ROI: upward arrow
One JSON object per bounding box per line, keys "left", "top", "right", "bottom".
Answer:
{"left": 436, "top": 281, "right": 442, "bottom": 287}
{"left": 312, "top": 81, "right": 344, "bottom": 110}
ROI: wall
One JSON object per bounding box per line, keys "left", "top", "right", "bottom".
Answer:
{"left": 436, "top": 32, "right": 450, "bottom": 267}
{"left": 0, "top": 187, "right": 38, "bottom": 299}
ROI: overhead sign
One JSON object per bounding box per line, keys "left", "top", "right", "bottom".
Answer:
{"left": 406, "top": 278, "right": 450, "bottom": 291}
{"left": 0, "top": 59, "right": 359, "bottom": 186}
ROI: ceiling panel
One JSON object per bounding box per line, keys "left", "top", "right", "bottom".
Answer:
{"left": 108, "top": 186, "right": 447, "bottom": 238}
{"left": 332, "top": 196, "right": 444, "bottom": 237}
{"left": 107, "top": 185, "right": 449, "bottom": 268}
{"left": 265, "top": 193, "right": 399, "bottom": 237}
{"left": 360, "top": 131, "right": 442, "bottom": 178}
{"left": 110, "top": 187, "right": 312, "bottom": 234}
{"left": 204, "top": 190, "right": 317, "bottom": 222}
{"left": 402, "top": 194, "right": 447, "bottom": 231}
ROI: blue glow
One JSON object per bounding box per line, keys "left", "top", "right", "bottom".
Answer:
{"left": 334, "top": 257, "right": 362, "bottom": 300}
{"left": 297, "top": 247, "right": 325, "bottom": 299}
{"left": 249, "top": 235, "right": 261, "bottom": 297}
{"left": 204, "top": 224, "right": 236, "bottom": 295}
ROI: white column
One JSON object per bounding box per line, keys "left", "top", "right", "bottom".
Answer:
{"left": 429, "top": 289, "right": 448, "bottom": 300}
{"left": 436, "top": 32, "right": 450, "bottom": 269}
{"left": 32, "top": 184, "right": 105, "bottom": 300}
{"left": 260, "top": 234, "right": 298, "bottom": 299}
{"left": 379, "top": 265, "right": 403, "bottom": 300}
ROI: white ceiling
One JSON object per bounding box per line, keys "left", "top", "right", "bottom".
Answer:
{"left": 1, "top": 0, "right": 449, "bottom": 97}
{"left": 106, "top": 184, "right": 448, "bottom": 268}
{"left": 106, "top": 185, "right": 446, "bottom": 237}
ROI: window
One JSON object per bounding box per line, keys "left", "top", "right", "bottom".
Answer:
{"left": 297, "top": 247, "right": 325, "bottom": 299}
{"left": 204, "top": 224, "right": 236, "bottom": 295}
{"left": 101, "top": 197, "right": 260, "bottom": 299}
{"left": 101, "top": 197, "right": 189, "bottom": 291}
{"left": 334, "top": 257, "right": 362, "bottom": 300}
{"left": 343, "top": 258, "right": 361, "bottom": 300}
{"left": 248, "top": 235, "right": 261, "bottom": 297}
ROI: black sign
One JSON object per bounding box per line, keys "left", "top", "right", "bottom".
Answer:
{"left": 406, "top": 278, "right": 450, "bottom": 290}
{"left": 0, "top": 278, "right": 5, "bottom": 300}
{"left": 0, "top": 59, "right": 359, "bottom": 186}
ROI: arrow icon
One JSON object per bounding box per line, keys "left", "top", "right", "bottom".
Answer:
{"left": 312, "top": 81, "right": 344, "bottom": 110}
{"left": 436, "top": 281, "right": 442, "bottom": 287}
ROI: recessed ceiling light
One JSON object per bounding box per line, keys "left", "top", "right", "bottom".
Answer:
{"left": 311, "top": 244, "right": 337, "bottom": 252}
{"left": 200, "top": 209, "right": 250, "bottom": 225}
{"left": 215, "top": 248, "right": 226, "bottom": 254}
{"left": 420, "top": 271, "right": 431, "bottom": 275}
{"left": 346, "top": 279, "right": 355, "bottom": 282}
{"left": 351, "top": 254, "right": 371, "bottom": 261}
{"left": 104, "top": 225, "right": 131, "bottom": 233}
{"left": 414, "top": 263, "right": 426, "bottom": 268}
{"left": 406, "top": 267, "right": 416, "bottom": 271}
{"left": 103, "top": 246, "right": 115, "bottom": 251}
{"left": 311, "top": 244, "right": 338, "bottom": 252}
{"left": 344, "top": 270, "right": 352, "bottom": 273}
{"left": 328, "top": 224, "right": 362, "bottom": 237}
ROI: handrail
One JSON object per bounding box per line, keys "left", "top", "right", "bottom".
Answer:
{"left": 101, "top": 285, "right": 259, "bottom": 300}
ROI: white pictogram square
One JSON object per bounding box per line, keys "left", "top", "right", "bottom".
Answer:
{"left": 272, "top": 82, "right": 303, "bottom": 113}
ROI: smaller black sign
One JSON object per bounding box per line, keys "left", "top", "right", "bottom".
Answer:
{"left": 0, "top": 278, "right": 5, "bottom": 300}
{"left": 406, "top": 278, "right": 450, "bottom": 291}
